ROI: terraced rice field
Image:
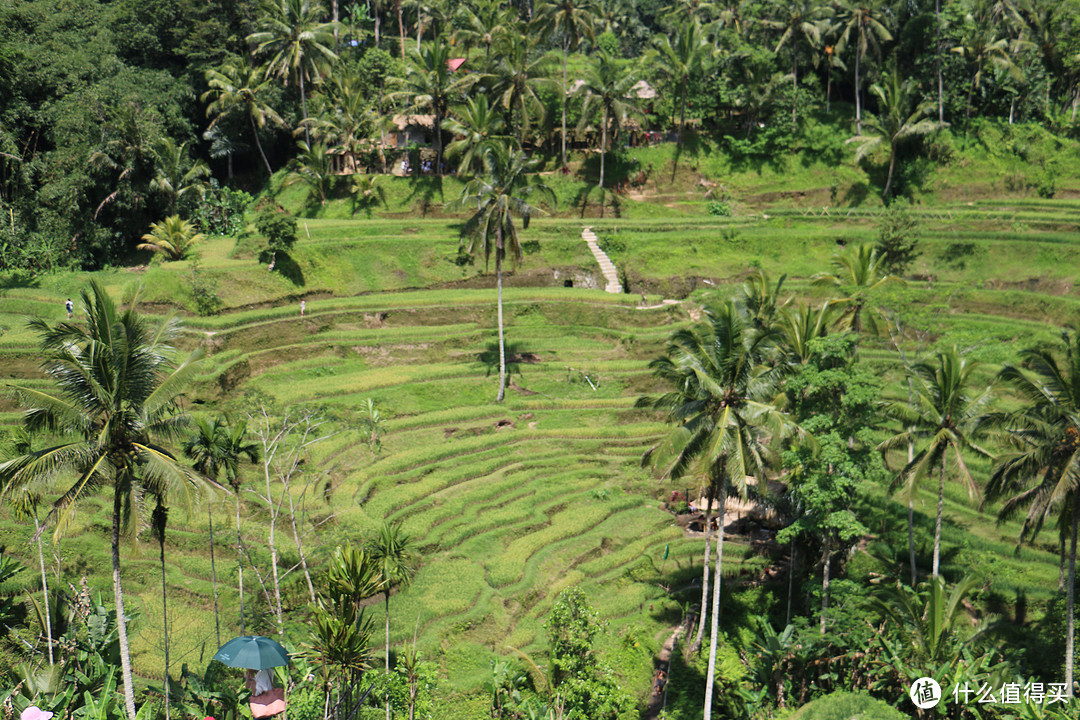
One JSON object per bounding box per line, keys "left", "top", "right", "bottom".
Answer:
{"left": 0, "top": 196, "right": 1078, "bottom": 713}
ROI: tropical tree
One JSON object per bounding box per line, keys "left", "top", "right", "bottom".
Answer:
{"left": 138, "top": 215, "right": 206, "bottom": 261}
{"left": 649, "top": 20, "right": 714, "bottom": 146}
{"left": 576, "top": 51, "right": 641, "bottom": 214}
{"left": 951, "top": 0, "right": 1023, "bottom": 120}
{"left": 848, "top": 68, "right": 945, "bottom": 197}
{"left": 0, "top": 281, "right": 211, "bottom": 720}
{"left": 248, "top": 0, "right": 339, "bottom": 142}
{"left": 984, "top": 333, "right": 1080, "bottom": 696}
{"left": 879, "top": 348, "right": 993, "bottom": 578}
{"left": 452, "top": 0, "right": 516, "bottom": 61}
{"left": 811, "top": 243, "right": 902, "bottom": 335}
{"left": 456, "top": 145, "right": 554, "bottom": 403}
{"left": 777, "top": 301, "right": 837, "bottom": 364}
{"left": 284, "top": 141, "right": 334, "bottom": 205}
{"left": 388, "top": 42, "right": 476, "bottom": 175}
{"left": 487, "top": 35, "right": 555, "bottom": 145}
{"left": 636, "top": 301, "right": 799, "bottom": 720}
{"left": 149, "top": 138, "right": 210, "bottom": 216}
{"left": 203, "top": 57, "right": 287, "bottom": 176}
{"left": 300, "top": 72, "right": 375, "bottom": 174}
{"left": 368, "top": 521, "right": 418, "bottom": 720}
{"left": 534, "top": 0, "right": 597, "bottom": 171}
{"left": 445, "top": 96, "right": 514, "bottom": 176}
{"left": 765, "top": 0, "right": 827, "bottom": 127}
{"left": 833, "top": 0, "right": 893, "bottom": 135}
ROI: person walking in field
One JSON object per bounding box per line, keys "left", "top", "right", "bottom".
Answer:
{"left": 65, "top": 298, "right": 73, "bottom": 319}
{"left": 300, "top": 300, "right": 306, "bottom": 318}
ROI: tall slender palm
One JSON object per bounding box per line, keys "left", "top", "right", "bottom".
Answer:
{"left": 984, "top": 333, "right": 1080, "bottom": 696}
{"left": 445, "top": 96, "right": 514, "bottom": 176}
{"left": 811, "top": 243, "right": 902, "bottom": 335}
{"left": 833, "top": 0, "right": 893, "bottom": 135}
{"left": 879, "top": 348, "right": 993, "bottom": 578}
{"left": 766, "top": 0, "right": 827, "bottom": 127}
{"left": 951, "top": 0, "right": 1023, "bottom": 120}
{"left": 636, "top": 301, "right": 798, "bottom": 720}
{"left": 452, "top": 0, "right": 516, "bottom": 61}
{"left": 0, "top": 281, "right": 211, "bottom": 720}
{"left": 300, "top": 72, "right": 374, "bottom": 174}
{"left": 847, "top": 69, "right": 944, "bottom": 197}
{"left": 487, "top": 35, "right": 555, "bottom": 145}
{"left": 149, "top": 138, "right": 210, "bottom": 216}
{"left": 388, "top": 42, "right": 476, "bottom": 176}
{"left": 456, "top": 145, "right": 554, "bottom": 402}
{"left": 248, "top": 0, "right": 339, "bottom": 143}
{"left": 203, "top": 57, "right": 286, "bottom": 176}
{"left": 576, "top": 51, "right": 641, "bottom": 215}
{"left": 649, "top": 20, "right": 713, "bottom": 147}
{"left": 367, "top": 521, "right": 418, "bottom": 720}
{"left": 535, "top": 0, "right": 597, "bottom": 171}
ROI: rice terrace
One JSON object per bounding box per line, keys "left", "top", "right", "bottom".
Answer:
{"left": 3, "top": 0, "right": 1080, "bottom": 718}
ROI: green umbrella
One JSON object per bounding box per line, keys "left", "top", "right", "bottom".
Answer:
{"left": 213, "top": 635, "right": 291, "bottom": 670}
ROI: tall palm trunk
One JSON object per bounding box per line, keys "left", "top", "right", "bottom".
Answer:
{"left": 375, "top": 10, "right": 381, "bottom": 46}
{"left": 113, "top": 486, "right": 138, "bottom": 720}
{"left": 703, "top": 473, "right": 726, "bottom": 720}
{"left": 883, "top": 143, "right": 897, "bottom": 197}
{"left": 1066, "top": 508, "right": 1077, "bottom": 697}
{"left": 397, "top": 0, "right": 406, "bottom": 59}
{"left": 933, "top": 454, "right": 945, "bottom": 577}
{"left": 908, "top": 440, "right": 917, "bottom": 585}
{"left": 854, "top": 40, "right": 863, "bottom": 135}
{"left": 791, "top": 50, "right": 798, "bottom": 128}
{"left": 235, "top": 492, "right": 246, "bottom": 635}
{"left": 209, "top": 502, "right": 221, "bottom": 647}
{"left": 496, "top": 233, "right": 507, "bottom": 403}
{"left": 561, "top": 40, "right": 569, "bottom": 171}
{"left": 689, "top": 494, "right": 713, "bottom": 654}
{"left": 385, "top": 591, "right": 392, "bottom": 720}
{"left": 598, "top": 107, "right": 607, "bottom": 218}
{"left": 156, "top": 502, "right": 172, "bottom": 720}
{"left": 250, "top": 115, "right": 274, "bottom": 176}
{"left": 34, "top": 513, "right": 53, "bottom": 665}
{"left": 299, "top": 72, "right": 311, "bottom": 146}
{"left": 935, "top": 0, "right": 943, "bottom": 123}
{"left": 786, "top": 542, "right": 796, "bottom": 626}
{"left": 264, "top": 456, "right": 284, "bottom": 634}
{"left": 819, "top": 531, "right": 831, "bottom": 634}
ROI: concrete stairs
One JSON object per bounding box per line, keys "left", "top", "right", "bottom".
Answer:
{"left": 582, "top": 226, "right": 623, "bottom": 294}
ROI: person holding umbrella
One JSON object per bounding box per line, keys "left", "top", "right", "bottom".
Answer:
{"left": 214, "top": 636, "right": 290, "bottom": 719}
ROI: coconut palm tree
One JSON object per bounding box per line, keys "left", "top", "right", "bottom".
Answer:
{"left": 487, "top": 35, "right": 555, "bottom": 146}
{"left": 203, "top": 57, "right": 287, "bottom": 176}
{"left": 445, "top": 96, "right": 514, "bottom": 176}
{"left": 811, "top": 243, "right": 902, "bottom": 335}
{"left": 636, "top": 301, "right": 799, "bottom": 720}
{"left": 0, "top": 280, "right": 212, "bottom": 720}
{"left": 576, "top": 51, "right": 641, "bottom": 215}
{"left": 833, "top": 0, "right": 893, "bottom": 135}
{"left": 285, "top": 141, "right": 334, "bottom": 205}
{"left": 765, "top": 0, "right": 828, "bottom": 127}
{"left": 248, "top": 0, "right": 339, "bottom": 143}
{"left": 847, "top": 68, "right": 945, "bottom": 197}
{"left": 452, "top": 0, "right": 516, "bottom": 61}
{"left": 388, "top": 41, "right": 477, "bottom": 176}
{"left": 368, "top": 521, "right": 417, "bottom": 720}
{"left": 534, "top": 0, "right": 597, "bottom": 171}
{"left": 951, "top": 0, "right": 1023, "bottom": 120}
{"left": 984, "top": 333, "right": 1080, "bottom": 696}
{"left": 455, "top": 144, "right": 554, "bottom": 402}
{"left": 879, "top": 348, "right": 993, "bottom": 578}
{"left": 649, "top": 20, "right": 714, "bottom": 146}
{"left": 149, "top": 138, "right": 210, "bottom": 216}
{"left": 138, "top": 215, "right": 206, "bottom": 261}
{"left": 299, "top": 72, "right": 374, "bottom": 174}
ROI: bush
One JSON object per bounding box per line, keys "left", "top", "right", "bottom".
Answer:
{"left": 875, "top": 203, "right": 919, "bottom": 275}
{"left": 790, "top": 691, "right": 905, "bottom": 719}
{"left": 707, "top": 201, "right": 733, "bottom": 217}
{"left": 254, "top": 206, "right": 298, "bottom": 253}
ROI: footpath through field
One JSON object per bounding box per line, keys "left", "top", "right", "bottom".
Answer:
{"left": 582, "top": 226, "right": 622, "bottom": 293}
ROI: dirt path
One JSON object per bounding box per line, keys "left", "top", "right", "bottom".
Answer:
{"left": 581, "top": 226, "right": 623, "bottom": 293}
{"left": 643, "top": 625, "right": 683, "bottom": 720}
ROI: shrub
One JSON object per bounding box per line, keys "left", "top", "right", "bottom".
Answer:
{"left": 707, "top": 201, "right": 733, "bottom": 217}
{"left": 790, "top": 691, "right": 905, "bottom": 720}
{"left": 254, "top": 206, "right": 298, "bottom": 253}
{"left": 875, "top": 202, "right": 919, "bottom": 275}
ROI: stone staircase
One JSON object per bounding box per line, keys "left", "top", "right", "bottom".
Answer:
{"left": 581, "top": 226, "right": 623, "bottom": 294}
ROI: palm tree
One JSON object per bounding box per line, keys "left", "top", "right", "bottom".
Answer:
{"left": 951, "top": 0, "right": 1023, "bottom": 120}
{"left": 833, "top": 0, "right": 893, "bottom": 135}
{"left": 649, "top": 20, "right": 713, "bottom": 146}
{"left": 534, "top": 0, "right": 597, "bottom": 171}
{"left": 285, "top": 141, "right": 334, "bottom": 205}
{"left": 203, "top": 57, "right": 286, "bottom": 176}
{"left": 811, "top": 243, "right": 902, "bottom": 335}
{"left": 777, "top": 301, "right": 837, "bottom": 364}
{"left": 0, "top": 281, "right": 211, "bottom": 720}
{"left": 368, "top": 521, "right": 418, "bottom": 720}
{"left": 299, "top": 72, "right": 373, "bottom": 175}
{"left": 452, "top": 0, "right": 515, "bottom": 61}
{"left": 456, "top": 145, "right": 554, "bottom": 403}
{"left": 879, "top": 348, "right": 993, "bottom": 578}
{"left": 248, "top": 0, "right": 339, "bottom": 143}
{"left": 847, "top": 68, "right": 944, "bottom": 198}
{"left": 445, "top": 96, "right": 514, "bottom": 176}
{"left": 984, "top": 333, "right": 1080, "bottom": 696}
{"left": 149, "top": 138, "right": 210, "bottom": 216}
{"left": 487, "top": 35, "right": 555, "bottom": 146}
{"left": 138, "top": 215, "right": 206, "bottom": 261}
{"left": 636, "top": 301, "right": 799, "bottom": 720}
{"left": 576, "top": 51, "right": 641, "bottom": 215}
{"left": 388, "top": 42, "right": 476, "bottom": 176}
{"left": 765, "top": 0, "right": 827, "bottom": 127}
